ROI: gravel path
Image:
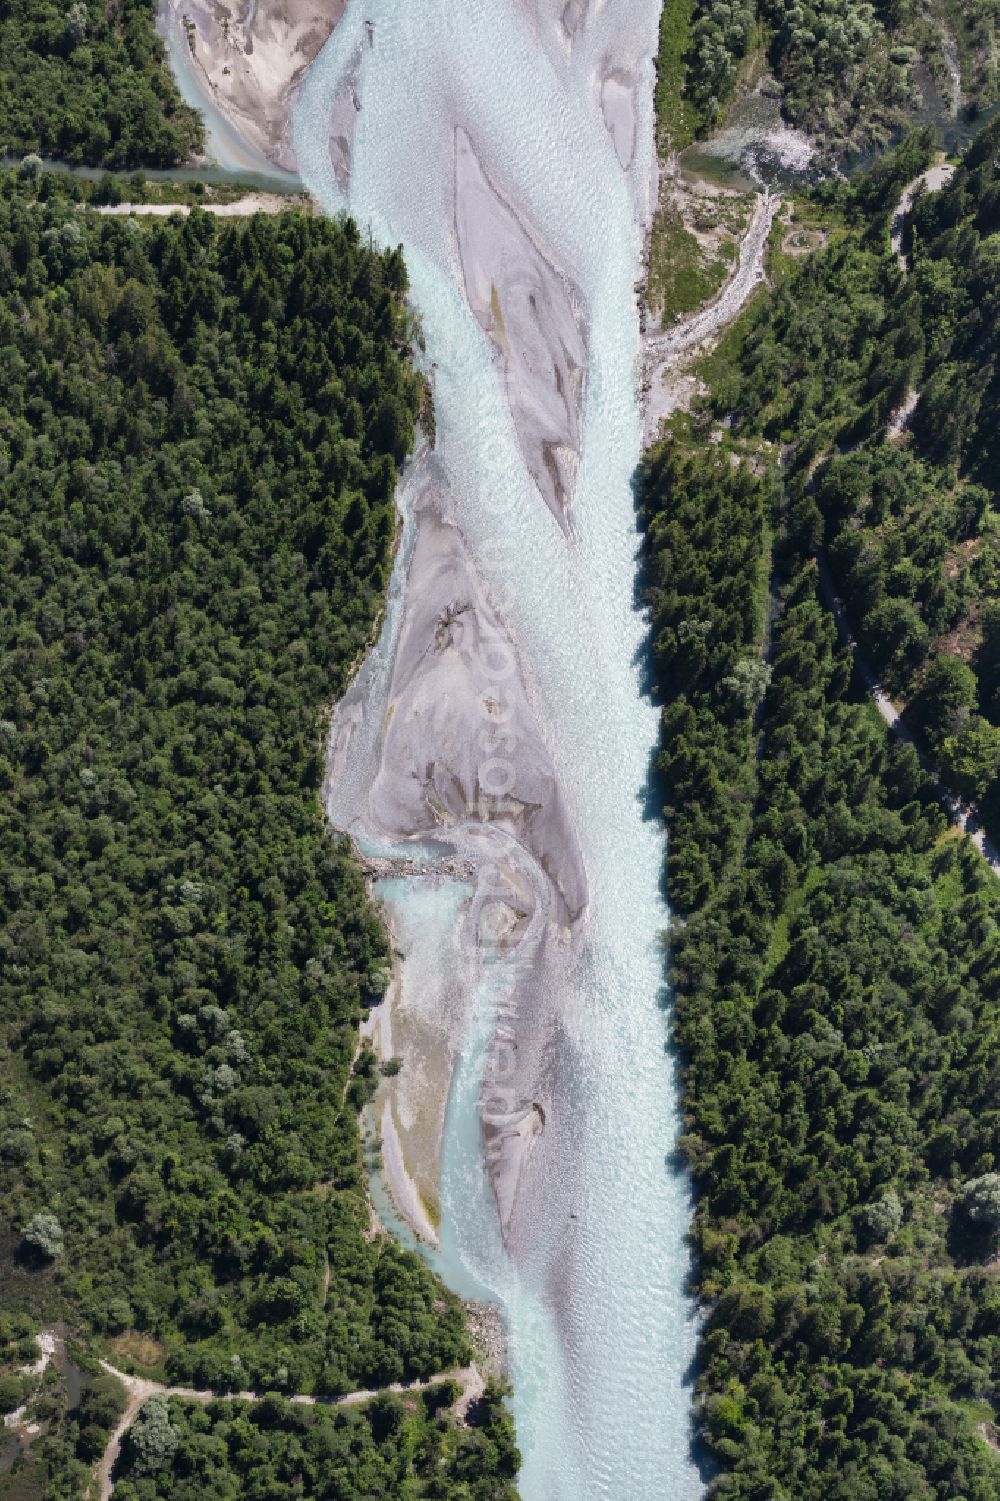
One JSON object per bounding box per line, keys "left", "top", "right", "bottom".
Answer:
{"left": 642, "top": 191, "right": 778, "bottom": 444}
{"left": 95, "top": 1360, "right": 483, "bottom": 1500}
{"left": 93, "top": 192, "right": 308, "bottom": 218}
{"left": 817, "top": 557, "right": 999, "bottom": 875}
{"left": 890, "top": 162, "right": 955, "bottom": 268}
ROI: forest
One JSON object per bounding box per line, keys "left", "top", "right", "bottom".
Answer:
{"left": 703, "top": 120, "right": 1000, "bottom": 836}
{"left": 0, "top": 166, "right": 484, "bottom": 1498}
{"left": 642, "top": 124, "right": 1000, "bottom": 1498}
{"left": 109, "top": 1383, "right": 519, "bottom": 1501}
{"left": 0, "top": 0, "right": 203, "bottom": 166}
{"left": 657, "top": 0, "right": 1000, "bottom": 155}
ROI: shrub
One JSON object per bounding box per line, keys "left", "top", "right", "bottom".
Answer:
{"left": 0, "top": 1374, "right": 26, "bottom": 1415}
{"left": 126, "top": 1396, "right": 178, "bottom": 1474}
{"left": 860, "top": 1189, "right": 903, "bottom": 1243}
{"left": 962, "top": 1174, "right": 1000, "bottom": 1231}
{"left": 22, "top": 1212, "right": 65, "bottom": 1261}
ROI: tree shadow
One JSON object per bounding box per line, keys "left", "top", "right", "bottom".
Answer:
{"left": 945, "top": 1209, "right": 997, "bottom": 1269}
{"left": 629, "top": 450, "right": 717, "bottom": 1489}
{"left": 629, "top": 457, "right": 672, "bottom": 900}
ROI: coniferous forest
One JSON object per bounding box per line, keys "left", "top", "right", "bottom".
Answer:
{"left": 3, "top": 0, "right": 1000, "bottom": 1498}
{"left": 704, "top": 122, "right": 1000, "bottom": 841}
{"left": 642, "top": 122, "right": 1000, "bottom": 1499}
{"left": 0, "top": 9, "right": 525, "bottom": 1498}
{"left": 0, "top": 156, "right": 516, "bottom": 1501}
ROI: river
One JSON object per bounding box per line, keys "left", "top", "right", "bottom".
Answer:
{"left": 288, "top": 3, "right": 702, "bottom": 1498}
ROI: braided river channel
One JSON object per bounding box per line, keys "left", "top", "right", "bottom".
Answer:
{"left": 293, "top": 3, "right": 702, "bottom": 1496}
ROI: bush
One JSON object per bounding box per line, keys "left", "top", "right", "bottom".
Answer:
{"left": 0, "top": 1374, "right": 27, "bottom": 1415}
{"left": 860, "top": 1189, "right": 903, "bottom": 1243}
{"left": 962, "top": 1174, "right": 1000, "bottom": 1232}
{"left": 22, "top": 1212, "right": 64, "bottom": 1260}
{"left": 75, "top": 1373, "right": 127, "bottom": 1460}
{"left": 909, "top": 656, "right": 979, "bottom": 750}
{"left": 126, "top": 1396, "right": 178, "bottom": 1474}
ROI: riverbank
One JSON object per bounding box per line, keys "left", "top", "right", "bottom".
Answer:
{"left": 119, "top": 4, "right": 578, "bottom": 1261}
{"left": 324, "top": 446, "right": 589, "bottom": 1250}
{"left": 158, "top": 0, "right": 343, "bottom": 172}
{"left": 642, "top": 188, "right": 777, "bottom": 444}
{"left": 297, "top": 3, "right": 706, "bottom": 1495}
{"left": 94, "top": 190, "right": 313, "bottom": 217}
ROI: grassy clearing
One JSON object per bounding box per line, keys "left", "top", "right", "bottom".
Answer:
{"left": 762, "top": 864, "right": 823, "bottom": 973}
{"left": 109, "top": 1333, "right": 166, "bottom": 1375}
{"left": 648, "top": 202, "right": 734, "bottom": 324}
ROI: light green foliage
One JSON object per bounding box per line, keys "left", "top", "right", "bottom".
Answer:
{"left": 686, "top": 0, "right": 755, "bottom": 128}
{"left": 941, "top": 716, "right": 1000, "bottom": 802}
{"left": 0, "top": 1373, "right": 27, "bottom": 1415}
{"left": 22, "top": 1212, "right": 65, "bottom": 1261}
{"left": 656, "top": 0, "right": 704, "bottom": 148}
{"left": 759, "top": 0, "right": 915, "bottom": 150}
{"left": 65, "top": 2, "right": 88, "bottom": 48}
{"left": 126, "top": 1397, "right": 178, "bottom": 1475}
{"left": 647, "top": 203, "right": 737, "bottom": 325}
{"left": 723, "top": 657, "right": 771, "bottom": 712}
{"left": 963, "top": 1174, "right": 1000, "bottom": 1231}
{"left": 860, "top": 1188, "right": 903, "bottom": 1243}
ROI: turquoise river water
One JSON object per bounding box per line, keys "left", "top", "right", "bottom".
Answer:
{"left": 291, "top": 3, "right": 703, "bottom": 1497}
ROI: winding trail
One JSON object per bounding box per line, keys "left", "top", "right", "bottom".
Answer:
{"left": 817, "top": 557, "right": 1000, "bottom": 875}
{"left": 890, "top": 160, "right": 955, "bottom": 268}
{"left": 885, "top": 160, "right": 955, "bottom": 434}
{"left": 94, "top": 1360, "right": 482, "bottom": 1501}
{"left": 643, "top": 190, "right": 778, "bottom": 443}
{"left": 829, "top": 161, "right": 997, "bottom": 875}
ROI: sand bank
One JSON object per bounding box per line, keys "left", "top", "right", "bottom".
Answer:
{"left": 601, "top": 70, "right": 637, "bottom": 169}
{"left": 367, "top": 500, "right": 586, "bottom": 926}
{"left": 454, "top": 129, "right": 587, "bottom": 529}
{"left": 326, "top": 28, "right": 371, "bottom": 189}
{"left": 362, "top": 877, "right": 473, "bottom": 1243}
{"left": 378, "top": 1096, "right": 440, "bottom": 1245}
{"left": 319, "top": 27, "right": 658, "bottom": 1251}
{"left": 326, "top": 447, "right": 589, "bottom": 1241}
{"left": 161, "top": 0, "right": 345, "bottom": 171}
